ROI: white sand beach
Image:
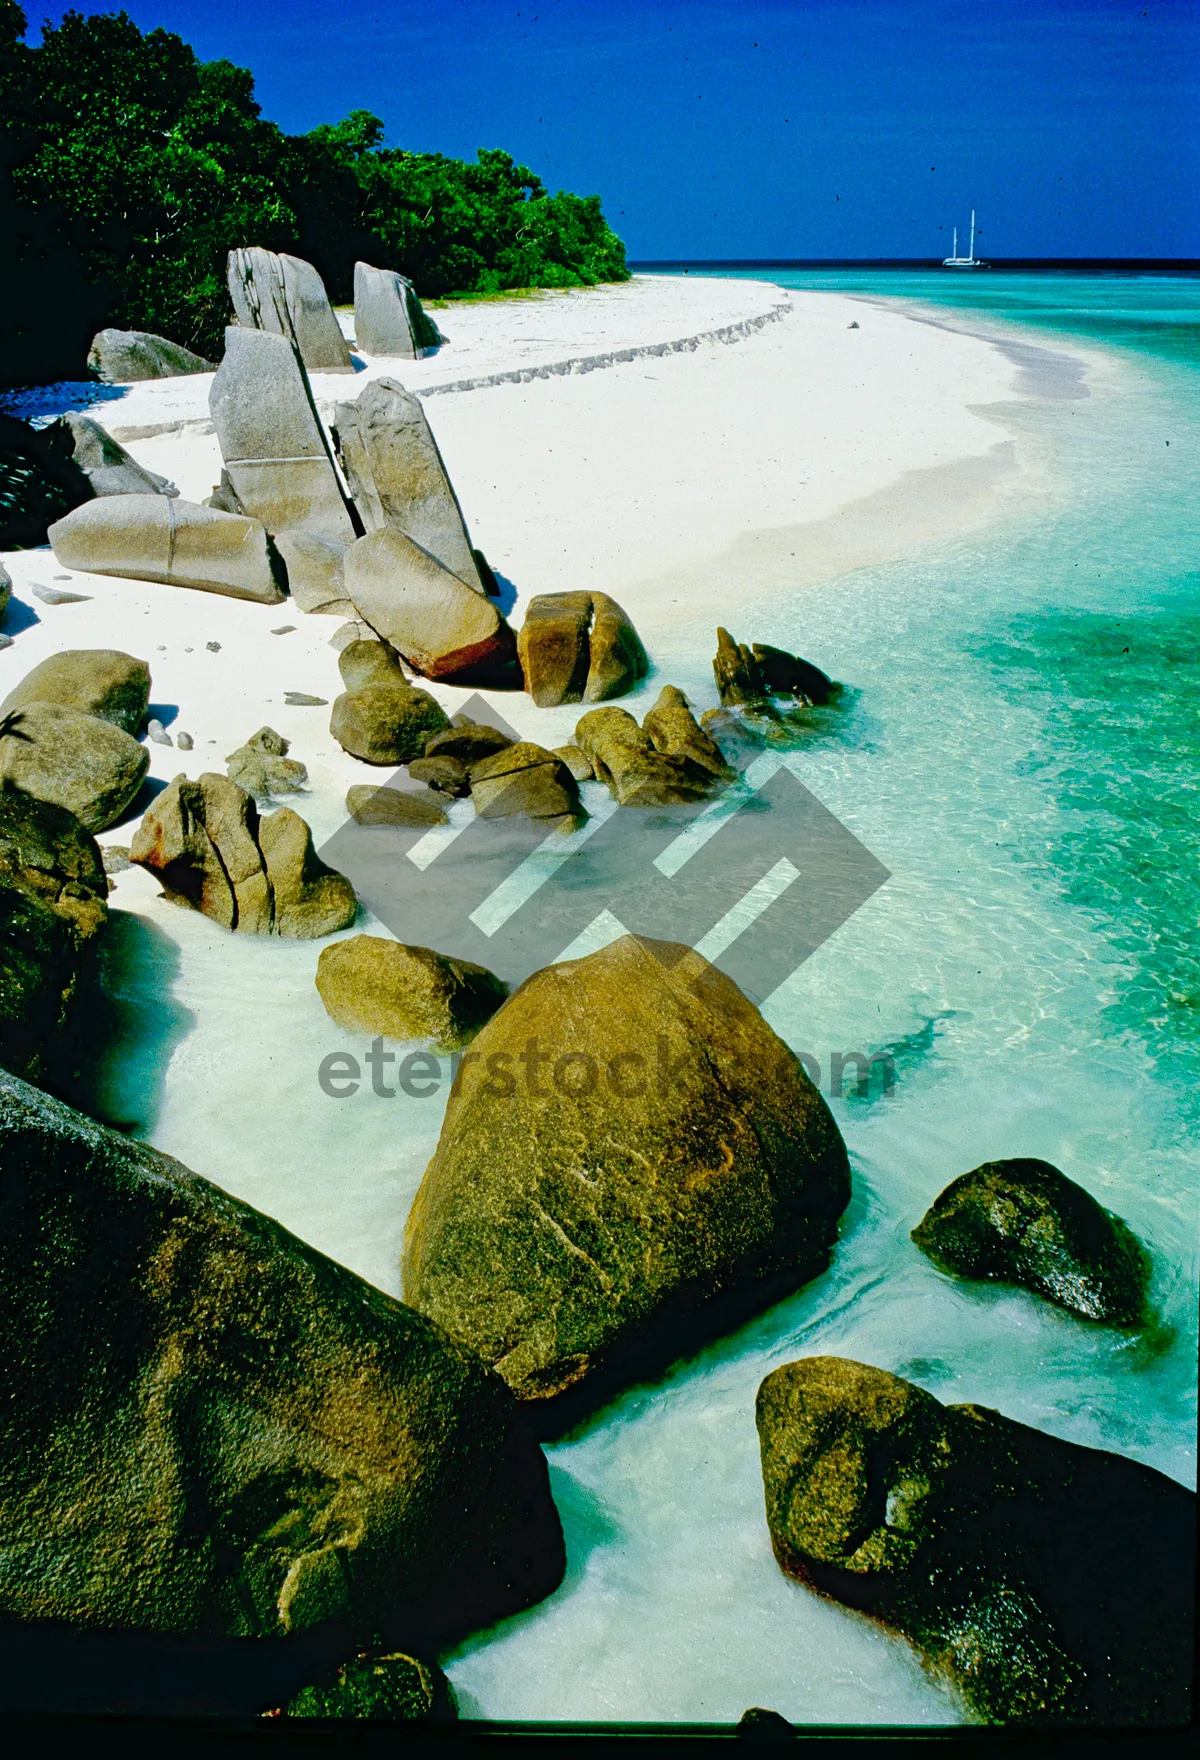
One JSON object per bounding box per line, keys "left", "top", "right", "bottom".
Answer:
{"left": 0, "top": 273, "right": 1030, "bottom": 1281}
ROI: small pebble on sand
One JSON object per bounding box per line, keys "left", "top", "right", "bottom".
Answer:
{"left": 176, "top": 732, "right": 194, "bottom": 750}
{"left": 146, "top": 719, "right": 173, "bottom": 746}
{"left": 283, "top": 692, "right": 328, "bottom": 706}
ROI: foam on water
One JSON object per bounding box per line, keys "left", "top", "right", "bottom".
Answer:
{"left": 81, "top": 273, "right": 1199, "bottom": 1723}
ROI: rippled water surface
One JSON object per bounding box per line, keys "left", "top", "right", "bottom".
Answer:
{"left": 438, "top": 272, "right": 1200, "bottom": 1723}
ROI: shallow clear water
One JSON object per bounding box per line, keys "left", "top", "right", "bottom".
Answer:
{"left": 436, "top": 272, "right": 1200, "bottom": 1723}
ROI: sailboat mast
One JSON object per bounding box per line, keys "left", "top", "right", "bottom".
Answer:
{"left": 969, "top": 210, "right": 975, "bottom": 260}
{"left": 951, "top": 227, "right": 957, "bottom": 259}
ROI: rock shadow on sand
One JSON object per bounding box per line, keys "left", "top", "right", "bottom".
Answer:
{"left": 67, "top": 908, "right": 195, "bottom": 1135}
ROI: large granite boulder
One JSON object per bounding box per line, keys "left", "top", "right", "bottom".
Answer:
{"left": 0, "top": 787, "right": 109, "bottom": 1086}
{"left": 0, "top": 413, "right": 91, "bottom": 549}
{"left": 344, "top": 526, "right": 519, "bottom": 685}
{"left": 574, "top": 705, "right": 716, "bottom": 807}
{"left": 517, "top": 591, "right": 649, "bottom": 707}
{"left": 0, "top": 563, "right": 9, "bottom": 617}
{"left": 912, "top": 1158, "right": 1150, "bottom": 1325}
{"left": 332, "top": 377, "right": 487, "bottom": 594}
{"left": 131, "top": 773, "right": 356, "bottom": 937}
{"left": 402, "top": 935, "right": 850, "bottom": 1425}
{"left": 0, "top": 1069, "right": 565, "bottom": 1647}
{"left": 2, "top": 650, "right": 150, "bottom": 737}
{"left": 468, "top": 740, "right": 583, "bottom": 828}
{"left": 227, "top": 247, "right": 354, "bottom": 374}
{"left": 331, "top": 683, "right": 451, "bottom": 766}
{"left": 63, "top": 414, "right": 176, "bottom": 498}
{"left": 208, "top": 328, "right": 359, "bottom": 551}
{"left": 88, "top": 328, "right": 214, "bottom": 382}
{"left": 353, "top": 262, "right": 444, "bottom": 358}
{"left": 48, "top": 495, "right": 284, "bottom": 605}
{"left": 0, "top": 785, "right": 109, "bottom": 942}
{"left": 756, "top": 1357, "right": 1194, "bottom": 1725}
{"left": 0, "top": 703, "right": 148, "bottom": 832}
{"left": 316, "top": 935, "right": 507, "bottom": 1051}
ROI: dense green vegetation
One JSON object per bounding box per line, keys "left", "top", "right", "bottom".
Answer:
{"left": 0, "top": 3, "right": 628, "bottom": 386}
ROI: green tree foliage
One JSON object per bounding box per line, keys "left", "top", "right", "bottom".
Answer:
{"left": 0, "top": 4, "right": 628, "bottom": 386}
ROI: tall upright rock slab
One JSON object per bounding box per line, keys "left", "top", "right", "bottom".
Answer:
{"left": 208, "top": 328, "right": 359, "bottom": 582}
{"left": 0, "top": 1070, "right": 565, "bottom": 1645}
{"left": 227, "top": 248, "right": 354, "bottom": 374}
{"left": 353, "top": 262, "right": 443, "bottom": 358}
{"left": 333, "top": 377, "right": 486, "bottom": 593}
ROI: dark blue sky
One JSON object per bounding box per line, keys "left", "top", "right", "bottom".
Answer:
{"left": 30, "top": 0, "right": 1200, "bottom": 258}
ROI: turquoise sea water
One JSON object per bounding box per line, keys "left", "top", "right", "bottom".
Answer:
{"left": 442, "top": 272, "right": 1200, "bottom": 1722}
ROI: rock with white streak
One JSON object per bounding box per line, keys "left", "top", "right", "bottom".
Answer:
{"left": 208, "top": 328, "right": 358, "bottom": 551}
{"left": 227, "top": 247, "right": 354, "bottom": 374}
{"left": 48, "top": 495, "right": 285, "bottom": 604}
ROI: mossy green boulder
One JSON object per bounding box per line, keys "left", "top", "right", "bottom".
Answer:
{"left": 911, "top": 1157, "right": 1149, "bottom": 1324}
{"left": 756, "top": 1356, "right": 1195, "bottom": 1725}
{"left": 0, "top": 1070, "right": 565, "bottom": 1645}
{"left": 316, "top": 935, "right": 507, "bottom": 1051}
{"left": 274, "top": 1648, "right": 456, "bottom": 1719}
{"left": 1, "top": 649, "right": 151, "bottom": 735}
{"left": 402, "top": 935, "right": 850, "bottom": 1426}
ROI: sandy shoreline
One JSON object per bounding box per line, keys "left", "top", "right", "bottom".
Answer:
{"left": 0, "top": 272, "right": 1054, "bottom": 1284}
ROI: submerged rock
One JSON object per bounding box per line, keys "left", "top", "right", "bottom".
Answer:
{"left": 316, "top": 935, "right": 507, "bottom": 1051}
{"left": 88, "top": 328, "right": 214, "bottom": 382}
{"left": 574, "top": 705, "right": 715, "bottom": 807}
{"left": 332, "top": 377, "right": 486, "bottom": 594}
{"left": 131, "top": 773, "right": 356, "bottom": 937}
{"left": 227, "top": 247, "right": 354, "bottom": 374}
{"left": 517, "top": 590, "right": 649, "bottom": 707}
{"left": 409, "top": 754, "right": 469, "bottom": 796}
{"left": 353, "top": 262, "right": 444, "bottom": 359}
{"left": 756, "top": 1357, "right": 1195, "bottom": 1725}
{"left": 911, "top": 1158, "right": 1150, "bottom": 1325}
{"left": 0, "top": 1069, "right": 566, "bottom": 1644}
{"left": 48, "top": 495, "right": 285, "bottom": 605}
{"left": 273, "top": 1648, "right": 455, "bottom": 1720}
{"left": 1, "top": 649, "right": 150, "bottom": 736}
{"left": 225, "top": 726, "right": 309, "bottom": 800}
{"left": 713, "top": 628, "right": 834, "bottom": 710}
{"left": 345, "top": 784, "right": 447, "bottom": 828}
{"left": 0, "top": 702, "right": 149, "bottom": 832}
{"left": 402, "top": 935, "right": 850, "bottom": 1424}
{"left": 343, "top": 525, "right": 518, "bottom": 686}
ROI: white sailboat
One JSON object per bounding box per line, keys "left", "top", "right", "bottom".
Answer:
{"left": 942, "top": 209, "right": 987, "bottom": 269}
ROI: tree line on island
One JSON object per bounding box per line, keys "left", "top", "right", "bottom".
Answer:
{"left": 0, "top": 2, "right": 629, "bottom": 386}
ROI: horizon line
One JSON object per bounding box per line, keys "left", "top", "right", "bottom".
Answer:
{"left": 628, "top": 257, "right": 1200, "bottom": 271}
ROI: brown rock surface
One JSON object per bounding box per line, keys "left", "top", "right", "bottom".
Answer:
{"left": 402, "top": 935, "right": 850, "bottom": 1425}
